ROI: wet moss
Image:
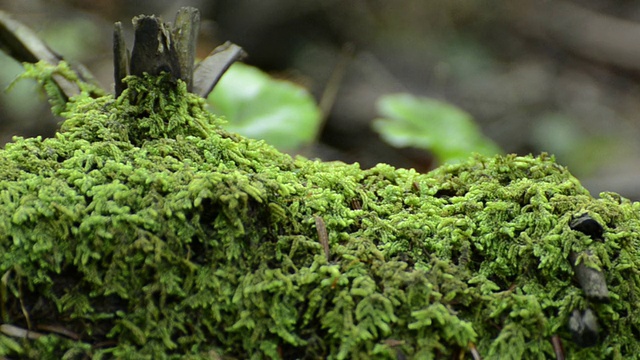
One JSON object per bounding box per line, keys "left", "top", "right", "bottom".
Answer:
{"left": 0, "top": 71, "right": 639, "bottom": 359}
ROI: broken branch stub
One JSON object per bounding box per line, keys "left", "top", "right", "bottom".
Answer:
{"left": 114, "top": 7, "right": 245, "bottom": 99}
{"left": 1, "top": 7, "right": 244, "bottom": 101}
{"left": 129, "top": 15, "right": 182, "bottom": 82}
{"left": 113, "top": 22, "right": 128, "bottom": 97}
{"left": 172, "top": 7, "right": 200, "bottom": 92}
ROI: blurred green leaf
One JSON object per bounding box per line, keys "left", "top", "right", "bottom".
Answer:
{"left": 207, "top": 63, "right": 321, "bottom": 152}
{"left": 373, "top": 94, "right": 502, "bottom": 164}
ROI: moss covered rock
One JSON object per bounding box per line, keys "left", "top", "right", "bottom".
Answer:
{"left": 0, "top": 73, "right": 639, "bottom": 359}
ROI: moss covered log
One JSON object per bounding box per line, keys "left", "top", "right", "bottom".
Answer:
{"left": 1, "top": 70, "right": 639, "bottom": 359}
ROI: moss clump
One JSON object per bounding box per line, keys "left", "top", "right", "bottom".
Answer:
{"left": 1, "top": 72, "right": 639, "bottom": 360}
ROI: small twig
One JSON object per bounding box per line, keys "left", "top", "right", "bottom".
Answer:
{"left": 0, "top": 324, "right": 43, "bottom": 340}
{"left": 314, "top": 216, "right": 330, "bottom": 261}
{"left": 412, "top": 182, "right": 420, "bottom": 192}
{"left": 551, "top": 334, "right": 565, "bottom": 360}
{"left": 92, "top": 340, "right": 119, "bottom": 349}
{"left": 36, "top": 324, "right": 81, "bottom": 340}
{"left": 0, "top": 270, "right": 10, "bottom": 322}
{"left": 0, "top": 11, "right": 61, "bottom": 64}
{"left": 17, "top": 278, "right": 30, "bottom": 331}
{"left": 468, "top": 342, "right": 482, "bottom": 360}
{"left": 382, "top": 339, "right": 405, "bottom": 347}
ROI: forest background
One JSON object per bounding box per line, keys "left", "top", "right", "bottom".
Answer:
{"left": 2, "top": 0, "right": 639, "bottom": 200}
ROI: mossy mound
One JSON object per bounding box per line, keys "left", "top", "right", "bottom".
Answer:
{"left": 0, "top": 74, "right": 639, "bottom": 359}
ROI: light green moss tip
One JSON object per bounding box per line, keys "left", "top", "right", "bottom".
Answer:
{"left": 0, "top": 74, "right": 639, "bottom": 359}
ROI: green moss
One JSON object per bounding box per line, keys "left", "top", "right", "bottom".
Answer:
{"left": 12, "top": 61, "right": 107, "bottom": 116}
{"left": 1, "top": 71, "right": 639, "bottom": 359}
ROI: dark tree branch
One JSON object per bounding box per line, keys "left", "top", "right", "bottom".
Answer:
{"left": 0, "top": 10, "right": 86, "bottom": 99}
{"left": 193, "top": 41, "right": 246, "bottom": 98}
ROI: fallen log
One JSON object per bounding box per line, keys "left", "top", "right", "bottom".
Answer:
{"left": 0, "top": 7, "right": 639, "bottom": 360}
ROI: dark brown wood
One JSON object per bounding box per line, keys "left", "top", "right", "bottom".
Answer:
{"left": 36, "top": 324, "right": 81, "bottom": 340}
{"left": 570, "top": 214, "right": 604, "bottom": 240}
{"left": 129, "top": 15, "right": 181, "bottom": 81}
{"left": 314, "top": 216, "right": 330, "bottom": 261}
{"left": 120, "top": 8, "right": 244, "bottom": 99}
{"left": 551, "top": 334, "right": 565, "bottom": 360}
{"left": 2, "top": 7, "right": 244, "bottom": 101}
{"left": 113, "top": 22, "right": 128, "bottom": 97}
{"left": 172, "top": 7, "right": 200, "bottom": 92}
{"left": 193, "top": 41, "right": 246, "bottom": 98}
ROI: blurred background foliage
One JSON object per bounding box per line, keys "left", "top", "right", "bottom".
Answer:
{"left": 1, "top": 0, "right": 639, "bottom": 199}
{"left": 372, "top": 94, "right": 503, "bottom": 164}
{"left": 208, "top": 63, "right": 322, "bottom": 152}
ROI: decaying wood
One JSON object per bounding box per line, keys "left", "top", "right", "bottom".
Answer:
{"left": 551, "top": 334, "right": 565, "bottom": 360}
{"left": 172, "top": 7, "right": 200, "bottom": 92}
{"left": 0, "top": 10, "right": 88, "bottom": 99}
{"left": 568, "top": 308, "right": 599, "bottom": 348}
{"left": 117, "top": 7, "right": 245, "bottom": 99}
{"left": 113, "top": 22, "right": 129, "bottom": 97}
{"left": 569, "top": 214, "right": 604, "bottom": 240}
{"left": 129, "top": 15, "right": 181, "bottom": 81}
{"left": 0, "top": 7, "right": 244, "bottom": 101}
{"left": 569, "top": 251, "right": 610, "bottom": 302}
{"left": 568, "top": 214, "right": 609, "bottom": 302}
{"left": 114, "top": 7, "right": 245, "bottom": 98}
{"left": 0, "top": 324, "right": 43, "bottom": 340}
{"left": 193, "top": 41, "right": 246, "bottom": 98}
{"left": 314, "top": 216, "right": 330, "bottom": 261}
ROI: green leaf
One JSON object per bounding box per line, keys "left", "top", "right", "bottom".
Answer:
{"left": 373, "top": 94, "right": 502, "bottom": 164}
{"left": 208, "top": 63, "right": 321, "bottom": 151}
